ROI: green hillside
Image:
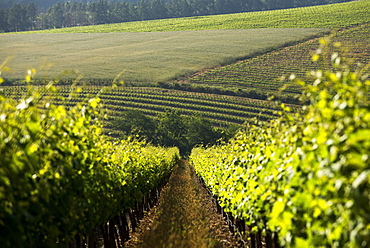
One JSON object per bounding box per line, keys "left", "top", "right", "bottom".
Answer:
{"left": 3, "top": 21, "right": 369, "bottom": 131}
{"left": 0, "top": 28, "right": 328, "bottom": 81}
{"left": 1, "top": 0, "right": 370, "bottom": 133}
{"left": 2, "top": 86, "right": 285, "bottom": 127}
{"left": 1, "top": 0, "right": 369, "bottom": 83}
{"left": 19, "top": 0, "right": 370, "bottom": 33}
{"left": 184, "top": 23, "right": 370, "bottom": 103}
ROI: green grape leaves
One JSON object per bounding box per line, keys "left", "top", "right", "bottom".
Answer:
{"left": 190, "top": 41, "right": 370, "bottom": 247}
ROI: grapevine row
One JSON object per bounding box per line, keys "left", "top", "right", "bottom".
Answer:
{"left": 0, "top": 83, "right": 180, "bottom": 247}
{"left": 190, "top": 41, "right": 370, "bottom": 247}
{"left": 3, "top": 85, "right": 284, "bottom": 125}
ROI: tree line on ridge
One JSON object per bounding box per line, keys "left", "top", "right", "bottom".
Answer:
{"left": 0, "top": 0, "right": 351, "bottom": 32}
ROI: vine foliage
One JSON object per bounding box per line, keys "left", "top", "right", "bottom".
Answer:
{"left": 190, "top": 39, "right": 370, "bottom": 247}
{"left": 0, "top": 69, "right": 179, "bottom": 247}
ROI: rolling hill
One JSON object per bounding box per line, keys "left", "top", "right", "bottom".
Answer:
{"left": 1, "top": 0, "right": 370, "bottom": 133}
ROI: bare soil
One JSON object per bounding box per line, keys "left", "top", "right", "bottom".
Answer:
{"left": 124, "top": 160, "right": 242, "bottom": 248}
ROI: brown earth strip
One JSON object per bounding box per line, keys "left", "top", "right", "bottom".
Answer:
{"left": 125, "top": 160, "right": 241, "bottom": 248}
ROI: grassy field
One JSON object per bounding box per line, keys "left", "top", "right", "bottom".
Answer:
{"left": 1, "top": 28, "right": 328, "bottom": 81}
{"left": 17, "top": 0, "right": 370, "bottom": 33}
{"left": 2, "top": 0, "right": 369, "bottom": 82}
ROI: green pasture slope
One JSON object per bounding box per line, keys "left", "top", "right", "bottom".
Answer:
{"left": 1, "top": 0, "right": 370, "bottom": 82}
{"left": 1, "top": 0, "right": 370, "bottom": 128}
{"left": 1, "top": 28, "right": 328, "bottom": 81}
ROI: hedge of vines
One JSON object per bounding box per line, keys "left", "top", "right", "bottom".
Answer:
{"left": 190, "top": 40, "right": 370, "bottom": 247}
{"left": 0, "top": 74, "right": 180, "bottom": 247}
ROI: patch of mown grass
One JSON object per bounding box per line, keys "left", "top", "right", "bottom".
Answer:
{"left": 0, "top": 28, "right": 328, "bottom": 81}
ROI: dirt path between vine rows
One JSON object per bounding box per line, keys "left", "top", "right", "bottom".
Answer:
{"left": 124, "top": 160, "right": 242, "bottom": 248}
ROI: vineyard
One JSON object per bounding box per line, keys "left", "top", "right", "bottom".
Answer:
{"left": 2, "top": 86, "right": 285, "bottom": 128}
{"left": 1, "top": 0, "right": 370, "bottom": 247}
{"left": 2, "top": 39, "right": 369, "bottom": 247}
{"left": 185, "top": 22, "right": 370, "bottom": 103}
{"left": 2, "top": 23, "right": 369, "bottom": 129}
{"left": 0, "top": 77, "right": 180, "bottom": 247}
{"left": 190, "top": 41, "right": 370, "bottom": 247}
{"left": 0, "top": 1, "right": 368, "bottom": 130}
